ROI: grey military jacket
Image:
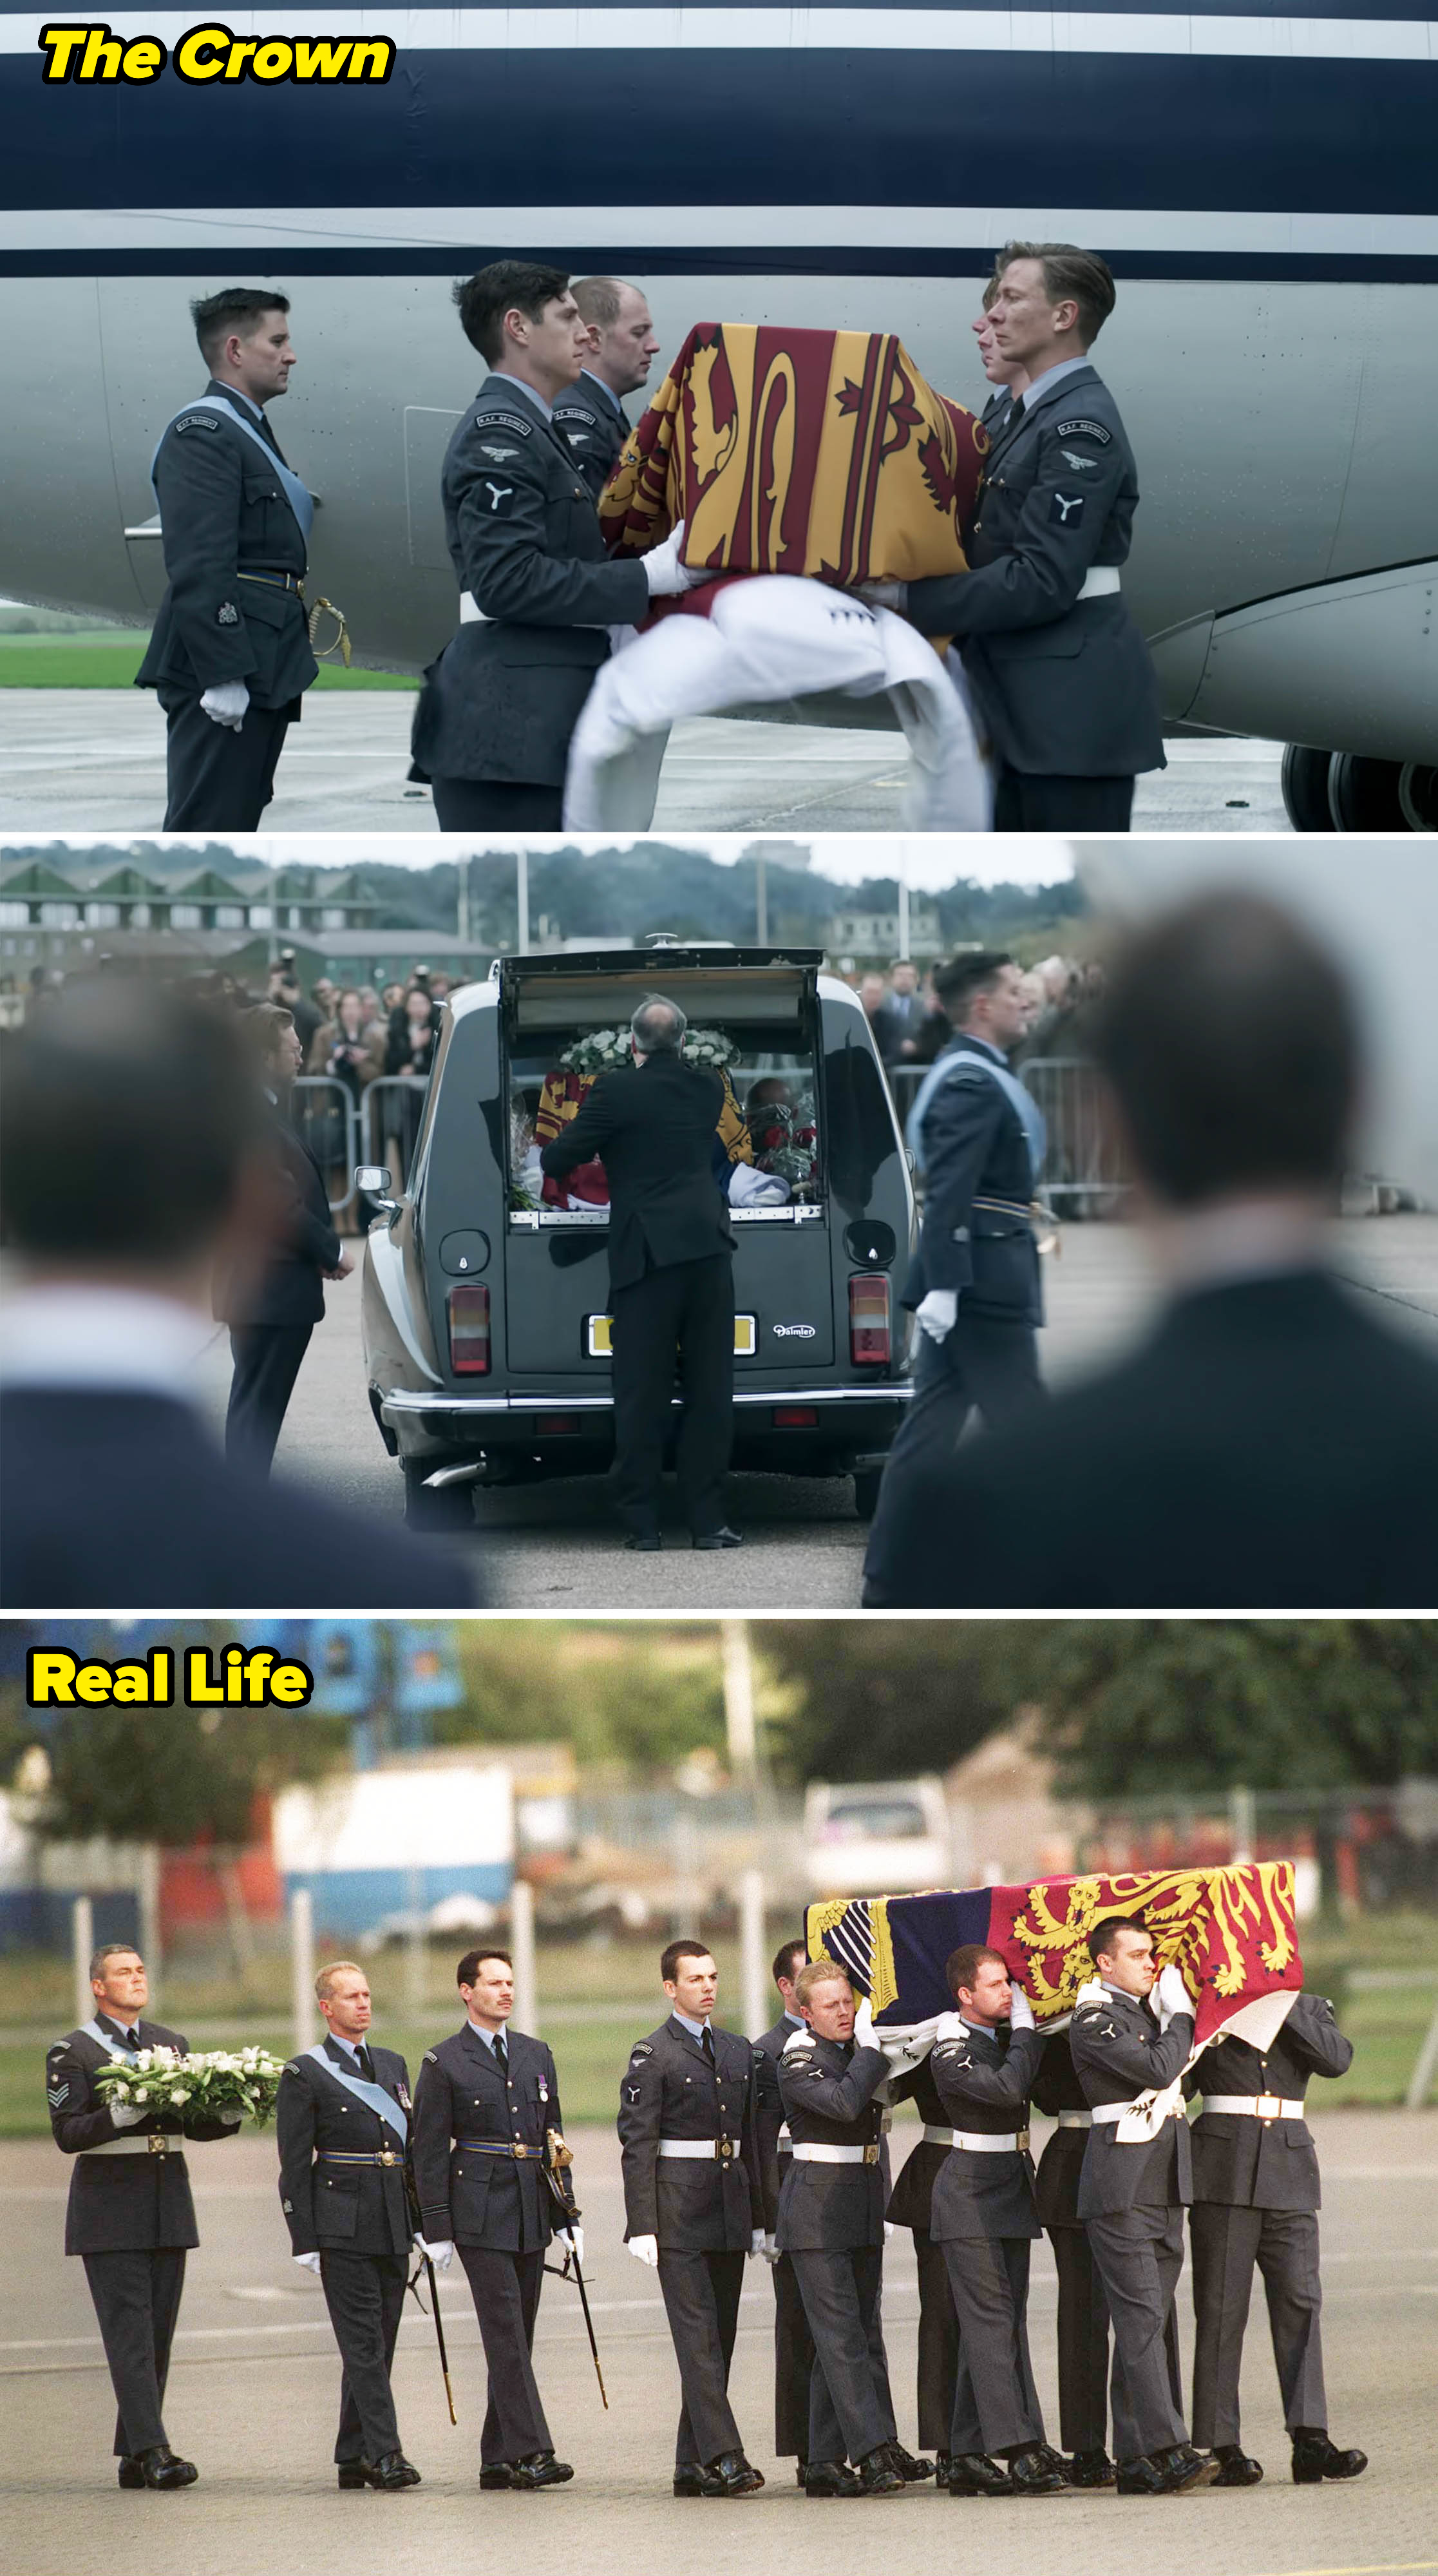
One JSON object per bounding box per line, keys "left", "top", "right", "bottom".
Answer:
{"left": 1185, "top": 1991, "right": 1351, "bottom": 2211}
{"left": 411, "top": 374, "right": 650, "bottom": 788}
{"left": 551, "top": 371, "right": 629, "bottom": 502}
{"left": 927, "top": 2019, "right": 1045, "bottom": 2242}
{"left": 137, "top": 381, "right": 318, "bottom": 710}
{"left": 907, "top": 361, "right": 1164, "bottom": 779}
{"left": 276, "top": 2037, "right": 414, "bottom": 2259}
{"left": 47, "top": 2014, "right": 231, "bottom": 2255}
{"left": 1070, "top": 1984, "right": 1195, "bottom": 2218}
{"left": 618, "top": 2016, "right": 762, "bottom": 2249}
{"left": 1030, "top": 2030, "right": 1090, "bottom": 2230}
{"left": 753, "top": 2012, "right": 804, "bottom": 2230}
{"left": 775, "top": 2028, "right": 889, "bottom": 2251}
{"left": 412, "top": 2022, "right": 568, "bottom": 2251}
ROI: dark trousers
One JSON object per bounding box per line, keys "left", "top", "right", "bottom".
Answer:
{"left": 225, "top": 1322, "right": 313, "bottom": 1477}
{"left": 160, "top": 692, "right": 292, "bottom": 831}
{"left": 459, "top": 2245, "right": 552, "bottom": 2464}
{"left": 790, "top": 2244, "right": 896, "bottom": 2467}
{"left": 942, "top": 2235, "right": 1045, "bottom": 2457}
{"left": 1086, "top": 2207, "right": 1188, "bottom": 2462}
{"left": 772, "top": 2247, "right": 817, "bottom": 2457}
{"left": 609, "top": 1252, "right": 734, "bottom": 1535}
{"left": 1048, "top": 2222, "right": 1112, "bottom": 2452}
{"left": 913, "top": 2226, "right": 960, "bottom": 2452}
{"left": 431, "top": 777, "right": 563, "bottom": 829}
{"left": 657, "top": 2247, "right": 746, "bottom": 2466}
{"left": 993, "top": 766, "right": 1135, "bottom": 832}
{"left": 882, "top": 1308, "right": 1043, "bottom": 1495}
{"left": 319, "top": 2249, "right": 408, "bottom": 2465}
{"left": 82, "top": 2247, "right": 186, "bottom": 2456}
{"left": 1189, "top": 2202, "right": 1327, "bottom": 2446}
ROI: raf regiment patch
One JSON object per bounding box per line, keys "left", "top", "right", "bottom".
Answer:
{"left": 175, "top": 413, "right": 222, "bottom": 433}
{"left": 1054, "top": 418, "right": 1112, "bottom": 444}
{"left": 480, "top": 481, "right": 515, "bottom": 518}
{"left": 1050, "top": 491, "right": 1085, "bottom": 526}
{"left": 1061, "top": 450, "right": 1099, "bottom": 472}
{"left": 216, "top": 602, "right": 240, "bottom": 625}
{"left": 477, "top": 409, "right": 533, "bottom": 439}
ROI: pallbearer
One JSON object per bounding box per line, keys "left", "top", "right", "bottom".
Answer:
{"left": 752, "top": 1936, "right": 818, "bottom": 2478}
{"left": 618, "top": 1940, "right": 767, "bottom": 2495}
{"left": 1030, "top": 2028, "right": 1119, "bottom": 2485}
{"left": 412, "top": 1946, "right": 578, "bottom": 2489}
{"left": 46, "top": 1942, "right": 241, "bottom": 2488}
{"left": 885, "top": 2037, "right": 961, "bottom": 2476}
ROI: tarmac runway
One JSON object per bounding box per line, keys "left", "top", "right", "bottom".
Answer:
{"left": 3, "top": 2108, "right": 1433, "bottom": 2576}
{"left": 0, "top": 687, "right": 1292, "bottom": 834}
{"left": 191, "top": 1214, "right": 1438, "bottom": 1610}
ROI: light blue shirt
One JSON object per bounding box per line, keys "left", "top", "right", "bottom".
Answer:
{"left": 326, "top": 2032, "right": 368, "bottom": 2065}
{"left": 783, "top": 2009, "right": 804, "bottom": 2029}
{"left": 1017, "top": 355, "right": 1094, "bottom": 417}
{"left": 581, "top": 367, "right": 624, "bottom": 419}
{"left": 674, "top": 2010, "right": 712, "bottom": 2043}
{"left": 466, "top": 2019, "right": 507, "bottom": 2052}
{"left": 491, "top": 370, "right": 554, "bottom": 426}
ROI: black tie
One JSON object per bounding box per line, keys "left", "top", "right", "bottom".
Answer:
{"left": 354, "top": 2044, "right": 374, "bottom": 2083}
{"left": 701, "top": 2027, "right": 715, "bottom": 2068}
{"left": 494, "top": 2033, "right": 509, "bottom": 2079}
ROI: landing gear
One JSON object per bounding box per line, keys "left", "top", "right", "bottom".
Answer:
{"left": 1399, "top": 764, "right": 1438, "bottom": 832}
{"left": 1280, "top": 745, "right": 1336, "bottom": 832}
{"left": 1326, "top": 754, "right": 1408, "bottom": 830}
{"left": 1283, "top": 745, "right": 1433, "bottom": 832}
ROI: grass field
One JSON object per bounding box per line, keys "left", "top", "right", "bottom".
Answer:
{"left": 0, "top": 632, "right": 417, "bottom": 689}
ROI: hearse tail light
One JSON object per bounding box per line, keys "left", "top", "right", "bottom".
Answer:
{"left": 448, "top": 1281, "right": 491, "bottom": 1375}
{"left": 848, "top": 1274, "right": 891, "bottom": 1366}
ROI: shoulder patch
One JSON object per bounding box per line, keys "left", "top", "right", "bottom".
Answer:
{"left": 478, "top": 480, "right": 515, "bottom": 518}
{"left": 1061, "top": 449, "right": 1099, "bottom": 472}
{"left": 552, "top": 405, "right": 591, "bottom": 423}
{"left": 1050, "top": 490, "right": 1085, "bottom": 526}
{"left": 475, "top": 408, "right": 533, "bottom": 439}
{"left": 1054, "top": 417, "right": 1112, "bottom": 445}
{"left": 476, "top": 442, "right": 522, "bottom": 464}
{"left": 629, "top": 2043, "right": 653, "bottom": 2062}
{"left": 424, "top": 2050, "right": 439, "bottom": 2065}
{"left": 174, "top": 413, "right": 222, "bottom": 434}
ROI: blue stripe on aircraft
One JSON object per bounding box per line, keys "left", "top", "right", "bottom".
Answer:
{"left": 3, "top": 55, "right": 1433, "bottom": 216}
{"left": 9, "top": 249, "right": 1438, "bottom": 283}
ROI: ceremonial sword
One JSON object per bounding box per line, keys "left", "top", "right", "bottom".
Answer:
{"left": 541, "top": 2133, "right": 608, "bottom": 2409}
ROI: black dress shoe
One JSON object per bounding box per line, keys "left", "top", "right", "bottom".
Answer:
{"left": 705, "top": 2450, "right": 764, "bottom": 2495}
{"left": 117, "top": 2456, "right": 146, "bottom": 2490}
{"left": 804, "top": 2459, "right": 862, "bottom": 2496}
{"left": 692, "top": 1526, "right": 743, "bottom": 1550}
{"left": 512, "top": 2451, "right": 574, "bottom": 2490}
{"left": 1117, "top": 2448, "right": 1211, "bottom": 2496}
{"left": 1066, "top": 2448, "right": 1115, "bottom": 2488}
{"left": 1173, "top": 2445, "right": 1220, "bottom": 2488}
{"left": 623, "top": 1531, "right": 663, "bottom": 1552}
{"left": 367, "top": 2450, "right": 422, "bottom": 2490}
{"left": 135, "top": 2447, "right": 198, "bottom": 2490}
{"left": 949, "top": 2453, "right": 1014, "bottom": 2497}
{"left": 1035, "top": 2445, "right": 1070, "bottom": 2477}
{"left": 337, "top": 2461, "right": 369, "bottom": 2490}
{"left": 885, "top": 2442, "right": 935, "bottom": 2483}
{"left": 480, "top": 2464, "right": 515, "bottom": 2490}
{"left": 1007, "top": 2447, "right": 1070, "bottom": 2495}
{"left": 932, "top": 2452, "right": 952, "bottom": 2483}
{"left": 1213, "top": 2444, "right": 1263, "bottom": 2486}
{"left": 856, "top": 2448, "right": 906, "bottom": 2495}
{"left": 1292, "top": 2432, "right": 1367, "bottom": 2484}
{"left": 674, "top": 2465, "right": 722, "bottom": 2496}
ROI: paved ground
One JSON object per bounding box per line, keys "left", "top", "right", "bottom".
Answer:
{"left": 0, "top": 687, "right": 1291, "bottom": 833}
{"left": 3, "top": 2108, "right": 1433, "bottom": 2575}
{"left": 189, "top": 1214, "right": 1438, "bottom": 1610}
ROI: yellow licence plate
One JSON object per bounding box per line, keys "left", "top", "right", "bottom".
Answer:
{"left": 587, "top": 1313, "right": 757, "bottom": 1359}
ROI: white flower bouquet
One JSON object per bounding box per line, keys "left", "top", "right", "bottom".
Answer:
{"left": 559, "top": 1026, "right": 630, "bottom": 1075}
{"left": 95, "top": 2044, "right": 288, "bottom": 2129}
{"left": 684, "top": 1027, "right": 737, "bottom": 1068}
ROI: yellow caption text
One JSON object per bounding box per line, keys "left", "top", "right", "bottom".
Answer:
{"left": 28, "top": 1646, "right": 317, "bottom": 1707}
{"left": 39, "top": 21, "right": 396, "bottom": 82}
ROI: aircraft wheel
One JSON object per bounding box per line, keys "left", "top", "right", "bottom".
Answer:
{"left": 1280, "top": 745, "right": 1336, "bottom": 832}
{"left": 1327, "top": 754, "right": 1408, "bottom": 831}
{"left": 1398, "top": 764, "right": 1438, "bottom": 832}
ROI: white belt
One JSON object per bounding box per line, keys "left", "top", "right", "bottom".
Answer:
{"left": 1202, "top": 2095, "right": 1304, "bottom": 2121}
{"left": 923, "top": 2124, "right": 1028, "bottom": 2153}
{"left": 1092, "top": 2099, "right": 1182, "bottom": 2126}
{"left": 1055, "top": 2110, "right": 1093, "bottom": 2132}
{"left": 79, "top": 2134, "right": 184, "bottom": 2157}
{"left": 658, "top": 2136, "right": 741, "bottom": 2161}
{"left": 459, "top": 590, "right": 490, "bottom": 624}
{"left": 791, "top": 2141, "right": 882, "bottom": 2165}
{"left": 777, "top": 2122, "right": 791, "bottom": 2153}
{"left": 1078, "top": 565, "right": 1121, "bottom": 600}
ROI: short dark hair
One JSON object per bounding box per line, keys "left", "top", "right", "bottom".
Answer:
{"left": 1088, "top": 1915, "right": 1149, "bottom": 1967}
{"left": 90, "top": 1942, "right": 141, "bottom": 1981}
{"left": 772, "top": 1938, "right": 807, "bottom": 1990}
{"left": 191, "top": 287, "right": 290, "bottom": 368}
{"left": 932, "top": 950, "right": 1013, "bottom": 1022}
{"left": 945, "top": 1942, "right": 1008, "bottom": 2000}
{"left": 1093, "top": 891, "right": 1357, "bottom": 1208}
{"left": 0, "top": 980, "right": 260, "bottom": 1264}
{"left": 453, "top": 260, "right": 571, "bottom": 365}
{"left": 661, "top": 1938, "right": 712, "bottom": 1985}
{"left": 457, "top": 1947, "right": 513, "bottom": 1989}
{"left": 995, "top": 241, "right": 1116, "bottom": 345}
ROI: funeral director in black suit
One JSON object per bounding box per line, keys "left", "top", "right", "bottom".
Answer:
{"left": 540, "top": 995, "right": 742, "bottom": 1550}
{"left": 216, "top": 1000, "right": 350, "bottom": 1478}
{"left": 137, "top": 287, "right": 321, "bottom": 832}
{"left": 48, "top": 1940, "right": 241, "bottom": 2490}
{"left": 412, "top": 1947, "right": 579, "bottom": 2489}
{"left": 276, "top": 1962, "right": 422, "bottom": 2490}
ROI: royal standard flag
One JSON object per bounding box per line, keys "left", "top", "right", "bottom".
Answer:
{"left": 806, "top": 1862, "right": 1303, "bottom": 2058}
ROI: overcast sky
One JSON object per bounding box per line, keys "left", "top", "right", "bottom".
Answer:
{"left": 35, "top": 833, "right": 1074, "bottom": 889}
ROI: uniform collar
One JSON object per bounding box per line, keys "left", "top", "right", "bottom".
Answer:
{"left": 672, "top": 2008, "right": 712, "bottom": 2043}
{"left": 1, "top": 1284, "right": 216, "bottom": 1397}
{"left": 207, "top": 377, "right": 265, "bottom": 423}
{"left": 1016, "top": 356, "right": 1099, "bottom": 418}
{"left": 783, "top": 2008, "right": 805, "bottom": 2028}
{"left": 488, "top": 369, "right": 554, "bottom": 426}
{"left": 326, "top": 2031, "right": 366, "bottom": 2063}
{"left": 95, "top": 2010, "right": 142, "bottom": 2045}
{"left": 945, "top": 1029, "right": 1008, "bottom": 1069}
{"left": 582, "top": 367, "right": 624, "bottom": 418}
{"left": 465, "top": 2017, "right": 507, "bottom": 2052}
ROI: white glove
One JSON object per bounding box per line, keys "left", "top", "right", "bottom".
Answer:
{"left": 555, "top": 2226, "right": 585, "bottom": 2268}
{"left": 1074, "top": 1976, "right": 1106, "bottom": 2011}
{"left": 1155, "top": 1963, "right": 1191, "bottom": 2025}
{"left": 108, "top": 2101, "right": 145, "bottom": 2131}
{"left": 293, "top": 2250, "right": 323, "bottom": 2276}
{"left": 934, "top": 2009, "right": 966, "bottom": 2043}
{"left": 883, "top": 2220, "right": 895, "bottom": 2240}
{"left": 415, "top": 2235, "right": 454, "bottom": 2272}
{"left": 642, "top": 519, "right": 708, "bottom": 598}
{"left": 627, "top": 2233, "right": 659, "bottom": 2269}
{"left": 749, "top": 2228, "right": 766, "bottom": 2259}
{"left": 852, "top": 1995, "right": 875, "bottom": 2046}
{"left": 200, "top": 680, "right": 249, "bottom": 730}
{"left": 915, "top": 1288, "right": 959, "bottom": 1344}
{"left": 1008, "top": 1988, "right": 1036, "bottom": 2033}
{"left": 761, "top": 2231, "right": 779, "bottom": 2265}
{"left": 858, "top": 577, "right": 908, "bottom": 614}
{"left": 219, "top": 2112, "right": 244, "bottom": 2131}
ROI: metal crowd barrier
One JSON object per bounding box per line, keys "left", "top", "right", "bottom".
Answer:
{"left": 357, "top": 1073, "right": 433, "bottom": 1194}
{"left": 886, "top": 1056, "right": 1131, "bottom": 1210}
{"left": 290, "top": 1076, "right": 360, "bottom": 1216}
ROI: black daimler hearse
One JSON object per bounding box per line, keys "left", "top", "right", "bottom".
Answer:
{"left": 356, "top": 942, "right": 916, "bottom": 1527}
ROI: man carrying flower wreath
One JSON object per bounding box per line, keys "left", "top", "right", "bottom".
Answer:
{"left": 46, "top": 1940, "right": 243, "bottom": 2490}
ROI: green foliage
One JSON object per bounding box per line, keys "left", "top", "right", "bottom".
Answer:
{"left": 443, "top": 1623, "right": 729, "bottom": 1771}
{"left": 19, "top": 1709, "right": 349, "bottom": 1847}
{"left": 759, "top": 1621, "right": 1028, "bottom": 1781}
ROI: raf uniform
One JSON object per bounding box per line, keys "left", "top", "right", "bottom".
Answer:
{"left": 412, "top": 372, "right": 650, "bottom": 828}
{"left": 884, "top": 2055, "right": 960, "bottom": 2461}
{"left": 775, "top": 2025, "right": 903, "bottom": 2488}
{"left": 214, "top": 1094, "right": 341, "bottom": 1478}
{"left": 862, "top": 1033, "right": 1044, "bottom": 1607}
{"left": 1031, "top": 2031, "right": 1141, "bottom": 2477}
{"left": 753, "top": 2010, "right": 819, "bottom": 2465}
{"left": 137, "top": 381, "right": 317, "bottom": 830}
{"left": 906, "top": 358, "right": 1164, "bottom": 830}
{"left": 1070, "top": 1983, "right": 1198, "bottom": 2477}
{"left": 276, "top": 2033, "right": 417, "bottom": 2485}
{"left": 553, "top": 369, "right": 630, "bottom": 502}
{"left": 618, "top": 2014, "right": 764, "bottom": 2488}
{"left": 1185, "top": 1992, "right": 1366, "bottom": 2483}
{"left": 47, "top": 2008, "right": 239, "bottom": 2484}
{"left": 412, "top": 2021, "right": 573, "bottom": 2485}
